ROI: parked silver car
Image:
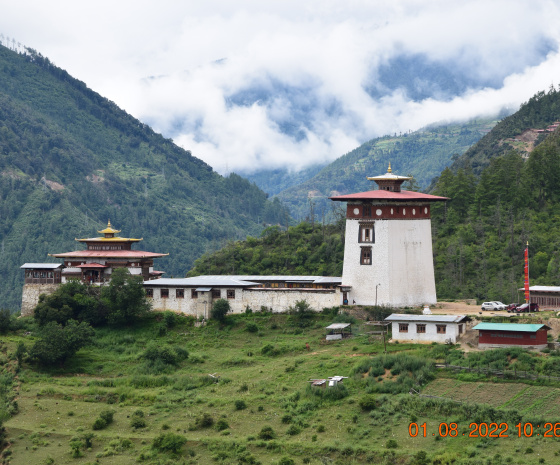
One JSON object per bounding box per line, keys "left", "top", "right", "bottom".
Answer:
{"left": 481, "top": 301, "right": 500, "bottom": 311}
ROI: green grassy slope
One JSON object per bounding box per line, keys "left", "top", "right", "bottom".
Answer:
{"left": 3, "top": 313, "right": 560, "bottom": 464}
{"left": 0, "top": 45, "right": 287, "bottom": 310}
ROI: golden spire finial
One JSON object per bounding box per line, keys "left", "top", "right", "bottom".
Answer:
{"left": 387, "top": 162, "right": 392, "bottom": 174}
{"left": 107, "top": 220, "right": 112, "bottom": 228}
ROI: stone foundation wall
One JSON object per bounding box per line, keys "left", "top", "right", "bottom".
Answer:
{"left": 21, "top": 283, "right": 60, "bottom": 316}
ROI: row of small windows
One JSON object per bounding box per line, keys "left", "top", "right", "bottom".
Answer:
{"left": 355, "top": 206, "right": 429, "bottom": 217}
{"left": 399, "top": 323, "right": 446, "bottom": 334}
{"left": 146, "top": 288, "right": 236, "bottom": 299}
{"left": 88, "top": 245, "right": 124, "bottom": 251}
{"left": 25, "top": 271, "right": 59, "bottom": 278}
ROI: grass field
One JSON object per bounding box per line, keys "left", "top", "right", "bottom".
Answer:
{"left": 3, "top": 311, "right": 560, "bottom": 464}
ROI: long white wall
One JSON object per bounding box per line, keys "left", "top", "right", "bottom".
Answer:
{"left": 342, "top": 218, "right": 436, "bottom": 307}
{"left": 148, "top": 287, "right": 341, "bottom": 316}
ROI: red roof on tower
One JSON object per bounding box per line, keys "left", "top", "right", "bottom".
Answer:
{"left": 329, "top": 190, "right": 448, "bottom": 202}
{"left": 329, "top": 162, "right": 448, "bottom": 202}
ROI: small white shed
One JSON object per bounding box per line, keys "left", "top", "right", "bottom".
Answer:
{"left": 384, "top": 314, "right": 470, "bottom": 344}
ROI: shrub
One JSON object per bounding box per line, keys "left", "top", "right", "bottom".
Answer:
{"left": 211, "top": 299, "right": 230, "bottom": 322}
{"left": 258, "top": 426, "right": 276, "bottom": 440}
{"left": 246, "top": 323, "right": 258, "bottom": 333}
{"left": 215, "top": 419, "right": 229, "bottom": 431}
{"left": 279, "top": 458, "right": 295, "bottom": 465}
{"left": 194, "top": 413, "right": 214, "bottom": 429}
{"left": 92, "top": 418, "right": 107, "bottom": 430}
{"left": 152, "top": 433, "right": 187, "bottom": 454}
{"left": 359, "top": 395, "right": 377, "bottom": 411}
{"left": 386, "top": 439, "right": 398, "bottom": 449}
{"left": 235, "top": 400, "right": 247, "bottom": 411}
{"left": 286, "top": 425, "right": 301, "bottom": 436}
{"left": 131, "top": 410, "right": 146, "bottom": 429}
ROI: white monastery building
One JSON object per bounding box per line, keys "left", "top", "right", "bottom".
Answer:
{"left": 21, "top": 164, "right": 447, "bottom": 315}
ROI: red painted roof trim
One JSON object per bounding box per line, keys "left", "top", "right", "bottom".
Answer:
{"left": 49, "top": 250, "right": 168, "bottom": 258}
{"left": 329, "top": 190, "right": 448, "bottom": 202}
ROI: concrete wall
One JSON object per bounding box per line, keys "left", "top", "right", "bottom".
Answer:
{"left": 21, "top": 283, "right": 59, "bottom": 317}
{"left": 148, "top": 287, "right": 341, "bottom": 316}
{"left": 390, "top": 321, "right": 461, "bottom": 343}
{"left": 342, "top": 218, "right": 437, "bottom": 307}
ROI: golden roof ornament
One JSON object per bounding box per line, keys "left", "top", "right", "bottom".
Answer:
{"left": 98, "top": 220, "right": 121, "bottom": 235}
{"left": 387, "top": 162, "right": 392, "bottom": 174}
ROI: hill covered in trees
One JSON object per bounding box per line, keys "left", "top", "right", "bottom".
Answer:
{"left": 0, "top": 44, "right": 287, "bottom": 310}
{"left": 187, "top": 220, "right": 345, "bottom": 277}
{"left": 445, "top": 87, "right": 560, "bottom": 176}
{"left": 274, "top": 118, "right": 496, "bottom": 219}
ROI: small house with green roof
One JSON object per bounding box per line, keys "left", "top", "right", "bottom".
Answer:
{"left": 472, "top": 322, "right": 550, "bottom": 350}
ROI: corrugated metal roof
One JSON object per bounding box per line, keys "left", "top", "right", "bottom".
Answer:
{"left": 473, "top": 323, "right": 550, "bottom": 332}
{"left": 20, "top": 263, "right": 64, "bottom": 269}
{"left": 520, "top": 286, "right": 560, "bottom": 293}
{"left": 384, "top": 313, "right": 468, "bottom": 323}
{"left": 326, "top": 323, "right": 351, "bottom": 329}
{"left": 198, "top": 275, "right": 341, "bottom": 284}
{"left": 144, "top": 277, "right": 260, "bottom": 287}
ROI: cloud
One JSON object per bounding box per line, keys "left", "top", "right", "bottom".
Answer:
{"left": 2, "top": 0, "right": 560, "bottom": 174}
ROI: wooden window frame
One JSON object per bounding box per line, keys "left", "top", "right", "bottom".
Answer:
{"left": 360, "top": 246, "right": 372, "bottom": 265}
{"left": 146, "top": 288, "right": 153, "bottom": 298}
{"left": 176, "top": 289, "right": 184, "bottom": 299}
{"left": 399, "top": 323, "right": 408, "bottom": 333}
{"left": 436, "top": 324, "right": 446, "bottom": 334}
{"left": 358, "top": 222, "right": 375, "bottom": 243}
{"left": 212, "top": 289, "right": 221, "bottom": 299}
{"left": 227, "top": 289, "right": 235, "bottom": 299}
{"left": 416, "top": 324, "right": 426, "bottom": 334}
{"left": 191, "top": 289, "right": 198, "bottom": 299}
{"left": 161, "top": 288, "right": 169, "bottom": 299}
{"left": 362, "top": 206, "right": 371, "bottom": 218}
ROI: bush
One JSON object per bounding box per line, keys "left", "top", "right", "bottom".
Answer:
{"left": 194, "top": 413, "right": 214, "bottom": 429}
{"left": 152, "top": 433, "right": 187, "bottom": 454}
{"left": 92, "top": 418, "right": 107, "bottom": 430}
{"left": 279, "top": 458, "right": 295, "bottom": 465}
{"left": 286, "top": 425, "right": 301, "bottom": 436}
{"left": 235, "top": 400, "right": 247, "bottom": 411}
{"left": 246, "top": 323, "right": 258, "bottom": 333}
{"left": 386, "top": 439, "right": 398, "bottom": 449}
{"left": 359, "top": 395, "right": 377, "bottom": 411}
{"left": 215, "top": 419, "right": 229, "bottom": 431}
{"left": 131, "top": 410, "right": 146, "bottom": 429}
{"left": 258, "top": 426, "right": 276, "bottom": 440}
{"left": 211, "top": 299, "right": 230, "bottom": 322}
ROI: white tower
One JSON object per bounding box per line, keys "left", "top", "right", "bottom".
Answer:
{"left": 330, "top": 164, "right": 447, "bottom": 308}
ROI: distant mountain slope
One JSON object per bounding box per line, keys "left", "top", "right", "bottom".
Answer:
{"left": 0, "top": 45, "right": 287, "bottom": 310}
{"left": 447, "top": 87, "right": 560, "bottom": 175}
{"left": 274, "top": 118, "right": 496, "bottom": 219}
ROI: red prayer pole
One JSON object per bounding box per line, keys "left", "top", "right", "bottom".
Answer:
{"left": 524, "top": 243, "right": 530, "bottom": 303}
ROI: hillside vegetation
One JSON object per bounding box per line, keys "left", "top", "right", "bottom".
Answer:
{"left": 447, "top": 86, "right": 560, "bottom": 175}
{"left": 0, "top": 44, "right": 287, "bottom": 309}
{"left": 188, "top": 221, "right": 345, "bottom": 278}
{"left": 3, "top": 310, "right": 560, "bottom": 465}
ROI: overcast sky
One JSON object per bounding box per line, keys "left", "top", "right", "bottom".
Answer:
{"left": 2, "top": 0, "right": 560, "bottom": 174}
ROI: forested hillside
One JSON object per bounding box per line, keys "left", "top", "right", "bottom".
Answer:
{"left": 432, "top": 126, "right": 560, "bottom": 302}
{"left": 446, "top": 87, "right": 560, "bottom": 175}
{"left": 275, "top": 118, "right": 495, "bottom": 219}
{"left": 187, "top": 220, "right": 345, "bottom": 277}
{"left": 0, "top": 44, "right": 287, "bottom": 310}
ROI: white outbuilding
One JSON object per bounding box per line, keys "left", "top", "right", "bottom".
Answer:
{"left": 384, "top": 314, "right": 470, "bottom": 344}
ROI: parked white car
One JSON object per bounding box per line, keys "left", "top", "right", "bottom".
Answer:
{"left": 481, "top": 302, "right": 501, "bottom": 311}
{"left": 492, "top": 301, "right": 506, "bottom": 310}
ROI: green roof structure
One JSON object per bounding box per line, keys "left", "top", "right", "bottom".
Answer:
{"left": 472, "top": 323, "right": 550, "bottom": 332}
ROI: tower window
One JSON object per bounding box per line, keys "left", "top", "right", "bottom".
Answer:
{"left": 359, "top": 222, "right": 375, "bottom": 243}
{"left": 362, "top": 206, "right": 371, "bottom": 217}
{"left": 360, "top": 247, "right": 372, "bottom": 265}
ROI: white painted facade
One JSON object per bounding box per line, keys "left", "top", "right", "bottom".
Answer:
{"left": 342, "top": 217, "right": 437, "bottom": 307}
{"left": 385, "top": 314, "right": 468, "bottom": 343}
{"left": 146, "top": 283, "right": 340, "bottom": 317}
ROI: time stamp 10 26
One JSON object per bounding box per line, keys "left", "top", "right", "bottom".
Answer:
{"left": 409, "top": 422, "right": 560, "bottom": 438}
